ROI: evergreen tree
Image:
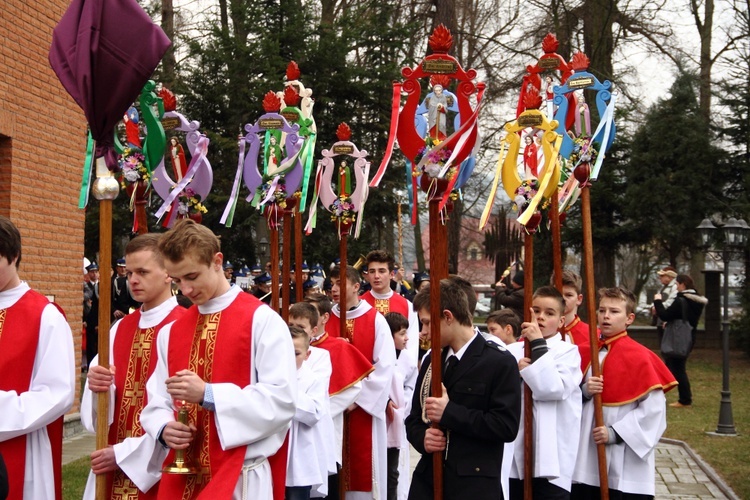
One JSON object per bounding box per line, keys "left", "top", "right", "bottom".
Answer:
{"left": 623, "top": 71, "right": 729, "bottom": 266}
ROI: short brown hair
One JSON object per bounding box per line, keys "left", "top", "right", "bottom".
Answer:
{"left": 0, "top": 216, "right": 21, "bottom": 269}
{"left": 331, "top": 264, "right": 361, "bottom": 286}
{"left": 305, "top": 293, "right": 332, "bottom": 316}
{"left": 365, "top": 250, "right": 395, "bottom": 271}
{"left": 598, "top": 286, "right": 637, "bottom": 315}
{"left": 289, "top": 302, "right": 320, "bottom": 328}
{"left": 446, "top": 274, "right": 477, "bottom": 315}
{"left": 125, "top": 233, "right": 165, "bottom": 266}
{"left": 487, "top": 309, "right": 520, "bottom": 339}
{"left": 289, "top": 324, "right": 310, "bottom": 348}
{"left": 413, "top": 279, "right": 472, "bottom": 327}
{"left": 555, "top": 270, "right": 582, "bottom": 294}
{"left": 159, "top": 219, "right": 220, "bottom": 266}
{"left": 385, "top": 312, "right": 409, "bottom": 335}
{"left": 533, "top": 286, "right": 565, "bottom": 315}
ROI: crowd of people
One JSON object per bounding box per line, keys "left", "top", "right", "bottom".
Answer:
{"left": 0, "top": 214, "right": 707, "bottom": 500}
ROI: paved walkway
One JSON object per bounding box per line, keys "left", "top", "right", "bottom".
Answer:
{"left": 65, "top": 433, "right": 739, "bottom": 499}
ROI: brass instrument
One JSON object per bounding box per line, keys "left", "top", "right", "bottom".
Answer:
{"left": 352, "top": 254, "right": 367, "bottom": 271}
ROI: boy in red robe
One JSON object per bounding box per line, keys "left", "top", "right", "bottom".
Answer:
{"left": 572, "top": 287, "right": 677, "bottom": 499}
{"left": 141, "top": 219, "right": 296, "bottom": 499}
{"left": 81, "top": 233, "right": 186, "bottom": 499}
{"left": 326, "top": 265, "right": 396, "bottom": 500}
{"left": 0, "top": 216, "right": 75, "bottom": 500}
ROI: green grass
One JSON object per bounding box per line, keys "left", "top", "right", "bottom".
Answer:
{"left": 662, "top": 348, "right": 750, "bottom": 499}
{"left": 62, "top": 456, "right": 89, "bottom": 500}
{"left": 62, "top": 349, "right": 749, "bottom": 498}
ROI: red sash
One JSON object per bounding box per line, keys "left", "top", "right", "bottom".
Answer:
{"left": 158, "top": 293, "right": 260, "bottom": 499}
{"left": 581, "top": 332, "right": 678, "bottom": 405}
{"left": 325, "top": 306, "right": 377, "bottom": 492}
{"left": 105, "top": 306, "right": 185, "bottom": 499}
{"left": 0, "top": 290, "right": 64, "bottom": 500}
{"left": 361, "top": 291, "right": 410, "bottom": 319}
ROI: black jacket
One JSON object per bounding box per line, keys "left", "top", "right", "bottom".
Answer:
{"left": 406, "top": 334, "right": 521, "bottom": 500}
{"left": 654, "top": 289, "right": 707, "bottom": 329}
{"left": 495, "top": 287, "right": 525, "bottom": 322}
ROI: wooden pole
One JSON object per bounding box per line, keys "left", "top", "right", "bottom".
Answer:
{"left": 282, "top": 216, "right": 292, "bottom": 321}
{"left": 92, "top": 156, "right": 117, "bottom": 500}
{"left": 270, "top": 227, "right": 280, "bottom": 312}
{"left": 339, "top": 234, "right": 348, "bottom": 500}
{"left": 550, "top": 190, "right": 563, "bottom": 291}
{"left": 550, "top": 190, "right": 565, "bottom": 341}
{"left": 135, "top": 199, "right": 148, "bottom": 235}
{"left": 580, "top": 185, "right": 609, "bottom": 499}
{"left": 428, "top": 198, "right": 448, "bottom": 500}
{"left": 522, "top": 233, "right": 534, "bottom": 500}
{"left": 295, "top": 206, "right": 304, "bottom": 303}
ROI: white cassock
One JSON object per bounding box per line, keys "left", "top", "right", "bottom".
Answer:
{"left": 332, "top": 301, "right": 396, "bottom": 500}
{"left": 287, "top": 361, "right": 331, "bottom": 493}
{"left": 141, "top": 286, "right": 297, "bottom": 500}
{"left": 363, "top": 289, "right": 419, "bottom": 500}
{"left": 573, "top": 349, "right": 667, "bottom": 496}
{"left": 305, "top": 346, "right": 338, "bottom": 498}
{"left": 80, "top": 297, "right": 179, "bottom": 499}
{"left": 507, "top": 333, "right": 582, "bottom": 492}
{"left": 0, "top": 282, "right": 75, "bottom": 500}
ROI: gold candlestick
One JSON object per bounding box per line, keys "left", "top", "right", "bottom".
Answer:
{"left": 162, "top": 401, "right": 197, "bottom": 474}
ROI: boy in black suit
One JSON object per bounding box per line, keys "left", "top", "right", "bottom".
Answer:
{"left": 406, "top": 279, "right": 522, "bottom": 500}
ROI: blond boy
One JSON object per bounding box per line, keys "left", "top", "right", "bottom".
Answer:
{"left": 140, "top": 219, "right": 296, "bottom": 499}
{"left": 572, "top": 287, "right": 677, "bottom": 499}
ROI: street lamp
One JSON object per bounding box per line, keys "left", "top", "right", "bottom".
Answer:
{"left": 258, "top": 236, "right": 269, "bottom": 269}
{"left": 696, "top": 217, "right": 749, "bottom": 436}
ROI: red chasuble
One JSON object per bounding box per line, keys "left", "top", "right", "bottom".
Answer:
{"left": 325, "top": 305, "right": 378, "bottom": 492}
{"left": 106, "top": 306, "right": 185, "bottom": 499}
{"left": 0, "top": 290, "right": 64, "bottom": 500}
{"left": 158, "top": 292, "right": 260, "bottom": 499}
{"left": 564, "top": 315, "right": 591, "bottom": 373}
{"left": 580, "top": 331, "right": 677, "bottom": 405}
{"left": 361, "top": 290, "right": 411, "bottom": 319}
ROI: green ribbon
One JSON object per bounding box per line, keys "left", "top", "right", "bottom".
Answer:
{"left": 299, "top": 133, "right": 316, "bottom": 211}
{"left": 78, "top": 131, "right": 95, "bottom": 209}
{"left": 139, "top": 81, "right": 166, "bottom": 189}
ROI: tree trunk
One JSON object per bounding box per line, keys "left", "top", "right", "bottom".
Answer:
{"left": 696, "top": 0, "right": 714, "bottom": 122}
{"left": 431, "top": 0, "right": 457, "bottom": 55}
{"left": 161, "top": 0, "right": 176, "bottom": 89}
{"left": 219, "top": 0, "right": 229, "bottom": 36}
{"left": 448, "top": 198, "right": 462, "bottom": 275}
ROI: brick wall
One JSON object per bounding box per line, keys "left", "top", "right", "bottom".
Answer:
{"left": 1, "top": 1, "right": 88, "bottom": 413}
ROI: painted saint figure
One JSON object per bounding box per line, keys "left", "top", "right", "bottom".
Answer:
{"left": 169, "top": 137, "right": 187, "bottom": 181}
{"left": 266, "top": 135, "right": 282, "bottom": 176}
{"left": 523, "top": 134, "right": 539, "bottom": 179}
{"left": 425, "top": 84, "right": 450, "bottom": 141}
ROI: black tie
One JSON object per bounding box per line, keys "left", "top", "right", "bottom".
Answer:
{"left": 444, "top": 355, "right": 458, "bottom": 381}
